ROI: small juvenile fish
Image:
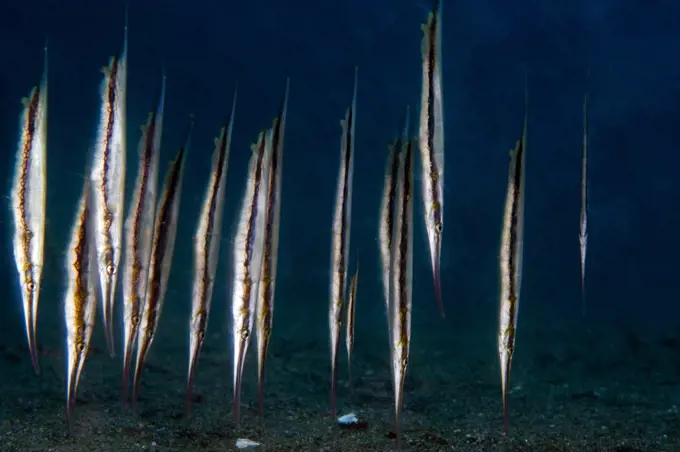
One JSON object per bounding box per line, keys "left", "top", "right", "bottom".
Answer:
{"left": 255, "top": 80, "right": 289, "bottom": 420}
{"left": 232, "top": 130, "right": 270, "bottom": 428}
{"left": 186, "top": 95, "right": 236, "bottom": 416}
{"left": 345, "top": 258, "right": 358, "bottom": 385}
{"left": 498, "top": 86, "right": 528, "bottom": 435}
{"left": 579, "top": 90, "right": 588, "bottom": 315}
{"left": 90, "top": 18, "right": 128, "bottom": 357}
{"left": 419, "top": 0, "right": 446, "bottom": 318}
{"left": 379, "top": 109, "right": 409, "bottom": 350}
{"left": 10, "top": 45, "right": 48, "bottom": 374}
{"left": 132, "top": 119, "right": 191, "bottom": 409}
{"left": 122, "top": 75, "right": 165, "bottom": 402}
{"left": 64, "top": 179, "right": 97, "bottom": 433}
{"left": 390, "top": 134, "right": 415, "bottom": 452}
{"left": 329, "top": 69, "right": 357, "bottom": 418}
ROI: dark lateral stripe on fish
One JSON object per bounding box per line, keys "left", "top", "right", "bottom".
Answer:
{"left": 396, "top": 141, "right": 413, "bottom": 340}
{"left": 234, "top": 131, "right": 268, "bottom": 426}
{"left": 257, "top": 80, "right": 289, "bottom": 417}
{"left": 424, "top": 1, "right": 443, "bottom": 212}
{"left": 17, "top": 87, "right": 42, "bottom": 370}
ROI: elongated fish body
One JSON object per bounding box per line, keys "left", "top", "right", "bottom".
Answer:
{"left": 344, "top": 260, "right": 358, "bottom": 384}
{"left": 121, "top": 76, "right": 165, "bottom": 401}
{"left": 186, "top": 96, "right": 236, "bottom": 416}
{"left": 255, "top": 80, "right": 289, "bottom": 419}
{"left": 10, "top": 46, "right": 47, "bottom": 374}
{"left": 329, "top": 69, "right": 357, "bottom": 418}
{"left": 90, "top": 22, "right": 128, "bottom": 357}
{"left": 232, "top": 130, "right": 270, "bottom": 428}
{"left": 579, "top": 92, "right": 588, "bottom": 314}
{"left": 498, "top": 97, "right": 527, "bottom": 436}
{"left": 64, "top": 180, "right": 97, "bottom": 433}
{"left": 390, "top": 138, "right": 414, "bottom": 452}
{"left": 132, "top": 120, "right": 190, "bottom": 409}
{"left": 419, "top": 0, "right": 446, "bottom": 318}
{"left": 379, "top": 109, "right": 410, "bottom": 348}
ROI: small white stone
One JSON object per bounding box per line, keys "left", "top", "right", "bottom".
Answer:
{"left": 337, "top": 413, "right": 359, "bottom": 425}
{"left": 236, "top": 438, "right": 261, "bottom": 449}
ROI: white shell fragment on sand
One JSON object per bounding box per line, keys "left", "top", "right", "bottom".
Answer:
{"left": 337, "top": 412, "right": 359, "bottom": 425}
{"left": 236, "top": 438, "right": 261, "bottom": 449}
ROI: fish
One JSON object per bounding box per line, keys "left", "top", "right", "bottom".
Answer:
{"left": 64, "top": 179, "right": 97, "bottom": 433}
{"left": 390, "top": 133, "right": 415, "bottom": 452}
{"left": 345, "top": 258, "right": 358, "bottom": 385}
{"left": 232, "top": 130, "right": 270, "bottom": 428}
{"left": 579, "top": 90, "right": 588, "bottom": 315}
{"left": 379, "top": 108, "right": 410, "bottom": 349}
{"left": 121, "top": 74, "right": 165, "bottom": 402}
{"left": 418, "top": 0, "right": 445, "bottom": 318}
{"left": 10, "top": 44, "right": 47, "bottom": 374}
{"left": 90, "top": 17, "right": 128, "bottom": 357}
{"left": 186, "top": 94, "right": 236, "bottom": 416}
{"left": 255, "top": 79, "right": 289, "bottom": 420}
{"left": 131, "top": 118, "right": 191, "bottom": 409}
{"left": 498, "top": 85, "right": 528, "bottom": 435}
{"left": 329, "top": 68, "right": 357, "bottom": 418}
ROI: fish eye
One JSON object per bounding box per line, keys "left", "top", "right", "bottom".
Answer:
{"left": 26, "top": 279, "right": 35, "bottom": 292}
{"left": 106, "top": 263, "right": 114, "bottom": 275}
{"left": 131, "top": 314, "right": 139, "bottom": 326}
{"left": 434, "top": 222, "right": 443, "bottom": 234}
{"left": 241, "top": 330, "right": 249, "bottom": 340}
{"left": 76, "top": 342, "right": 84, "bottom": 353}
{"left": 198, "top": 331, "right": 205, "bottom": 342}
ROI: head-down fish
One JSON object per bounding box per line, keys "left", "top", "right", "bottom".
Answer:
{"left": 329, "top": 69, "right": 357, "bottom": 418}
{"left": 498, "top": 85, "right": 528, "bottom": 435}
{"left": 579, "top": 90, "right": 588, "bottom": 315}
{"left": 232, "top": 129, "right": 270, "bottom": 428}
{"left": 255, "top": 80, "right": 289, "bottom": 420}
{"left": 186, "top": 95, "right": 236, "bottom": 416}
{"left": 10, "top": 45, "right": 48, "bottom": 374}
{"left": 390, "top": 116, "right": 415, "bottom": 452}
{"left": 90, "top": 17, "right": 128, "bottom": 357}
{"left": 122, "top": 75, "right": 165, "bottom": 402}
{"left": 132, "top": 119, "right": 190, "bottom": 409}
{"left": 64, "top": 179, "right": 97, "bottom": 433}
{"left": 379, "top": 108, "right": 410, "bottom": 353}
{"left": 418, "top": 0, "right": 446, "bottom": 318}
